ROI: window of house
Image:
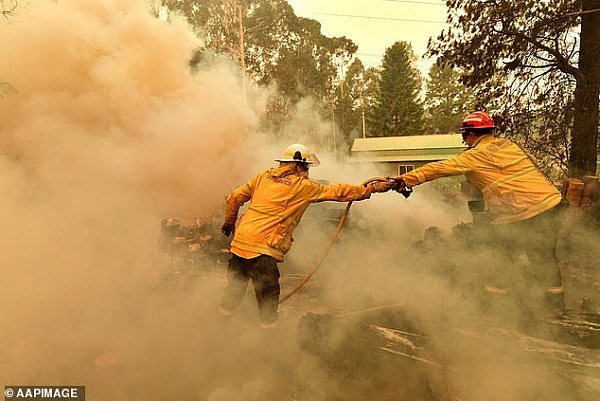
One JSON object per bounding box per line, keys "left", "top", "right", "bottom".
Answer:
{"left": 397, "top": 164, "right": 414, "bottom": 175}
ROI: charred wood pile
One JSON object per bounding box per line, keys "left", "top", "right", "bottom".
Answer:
{"left": 297, "top": 307, "right": 600, "bottom": 401}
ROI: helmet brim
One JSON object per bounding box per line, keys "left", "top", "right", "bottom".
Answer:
{"left": 459, "top": 126, "right": 496, "bottom": 132}
{"left": 275, "top": 158, "right": 314, "bottom": 164}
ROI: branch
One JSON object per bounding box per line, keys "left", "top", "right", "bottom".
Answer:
{"left": 528, "top": 141, "right": 568, "bottom": 169}
{"left": 1, "top": 0, "right": 17, "bottom": 20}
{"left": 530, "top": 67, "right": 558, "bottom": 83}
{"left": 532, "top": 53, "right": 556, "bottom": 63}
{"left": 505, "top": 67, "right": 556, "bottom": 111}
{"left": 521, "top": 63, "right": 558, "bottom": 69}
{"left": 561, "top": 8, "right": 600, "bottom": 18}
{"left": 504, "top": 29, "right": 582, "bottom": 80}
{"left": 244, "top": 17, "right": 269, "bottom": 34}
{"left": 567, "top": 36, "right": 578, "bottom": 60}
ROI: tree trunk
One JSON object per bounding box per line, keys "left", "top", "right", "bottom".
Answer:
{"left": 569, "top": 0, "right": 600, "bottom": 177}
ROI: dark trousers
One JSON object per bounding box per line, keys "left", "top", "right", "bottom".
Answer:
{"left": 220, "top": 254, "right": 280, "bottom": 323}
{"left": 482, "top": 205, "right": 565, "bottom": 311}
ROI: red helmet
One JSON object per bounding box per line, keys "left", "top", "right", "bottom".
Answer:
{"left": 460, "top": 111, "right": 495, "bottom": 131}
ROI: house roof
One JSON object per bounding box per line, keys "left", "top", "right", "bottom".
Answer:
{"left": 350, "top": 134, "right": 466, "bottom": 163}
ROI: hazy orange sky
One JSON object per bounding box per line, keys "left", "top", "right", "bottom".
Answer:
{"left": 287, "top": 0, "right": 449, "bottom": 75}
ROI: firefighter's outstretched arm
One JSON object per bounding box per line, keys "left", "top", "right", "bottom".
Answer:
{"left": 307, "top": 179, "right": 393, "bottom": 203}
{"left": 387, "top": 151, "right": 477, "bottom": 198}
{"left": 222, "top": 182, "right": 252, "bottom": 236}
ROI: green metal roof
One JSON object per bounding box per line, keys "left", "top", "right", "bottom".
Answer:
{"left": 351, "top": 134, "right": 465, "bottom": 152}
{"left": 350, "top": 134, "right": 466, "bottom": 163}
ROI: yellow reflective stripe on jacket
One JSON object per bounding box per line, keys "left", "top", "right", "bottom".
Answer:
{"left": 546, "top": 286, "right": 564, "bottom": 295}
{"left": 231, "top": 237, "right": 284, "bottom": 260}
{"left": 413, "top": 169, "right": 427, "bottom": 184}
{"left": 247, "top": 206, "right": 292, "bottom": 221}
{"left": 480, "top": 165, "right": 538, "bottom": 195}
{"left": 520, "top": 192, "right": 562, "bottom": 218}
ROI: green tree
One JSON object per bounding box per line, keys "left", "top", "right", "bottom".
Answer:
{"left": 332, "top": 61, "right": 383, "bottom": 149}
{"left": 368, "top": 41, "right": 424, "bottom": 136}
{"left": 162, "top": 0, "right": 358, "bottom": 134}
{"left": 333, "top": 59, "right": 368, "bottom": 151}
{"left": 362, "top": 67, "right": 381, "bottom": 136}
{"left": 424, "top": 62, "right": 475, "bottom": 134}
{"left": 267, "top": 21, "right": 356, "bottom": 103}
{"left": 429, "top": 0, "right": 600, "bottom": 177}
{"left": 161, "top": 0, "right": 356, "bottom": 100}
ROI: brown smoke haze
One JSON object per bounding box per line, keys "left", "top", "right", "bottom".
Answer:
{"left": 0, "top": 0, "right": 271, "bottom": 396}
{"left": 1, "top": 1, "right": 598, "bottom": 400}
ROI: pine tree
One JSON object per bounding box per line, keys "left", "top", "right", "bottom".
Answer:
{"left": 424, "top": 62, "right": 475, "bottom": 134}
{"left": 368, "top": 41, "right": 424, "bottom": 136}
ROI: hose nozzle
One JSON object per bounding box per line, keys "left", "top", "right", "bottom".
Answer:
{"left": 391, "top": 178, "right": 413, "bottom": 198}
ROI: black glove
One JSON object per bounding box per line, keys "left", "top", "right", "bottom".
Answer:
{"left": 221, "top": 223, "right": 235, "bottom": 237}
{"left": 389, "top": 177, "right": 413, "bottom": 198}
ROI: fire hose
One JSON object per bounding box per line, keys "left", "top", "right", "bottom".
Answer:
{"left": 279, "top": 176, "right": 412, "bottom": 304}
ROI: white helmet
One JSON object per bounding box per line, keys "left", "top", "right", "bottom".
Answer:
{"left": 275, "top": 143, "right": 320, "bottom": 166}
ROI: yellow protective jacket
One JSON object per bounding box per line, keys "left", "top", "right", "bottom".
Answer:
{"left": 401, "top": 135, "right": 562, "bottom": 224}
{"left": 224, "top": 164, "right": 373, "bottom": 261}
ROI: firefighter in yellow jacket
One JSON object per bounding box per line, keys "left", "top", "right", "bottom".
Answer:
{"left": 390, "top": 111, "right": 565, "bottom": 315}
{"left": 220, "top": 144, "right": 393, "bottom": 327}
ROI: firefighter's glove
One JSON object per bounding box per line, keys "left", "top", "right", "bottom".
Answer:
{"left": 368, "top": 181, "right": 394, "bottom": 193}
{"left": 221, "top": 223, "right": 235, "bottom": 237}
{"left": 389, "top": 177, "right": 413, "bottom": 198}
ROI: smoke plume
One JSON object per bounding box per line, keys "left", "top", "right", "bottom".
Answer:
{"left": 1, "top": 1, "right": 598, "bottom": 401}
